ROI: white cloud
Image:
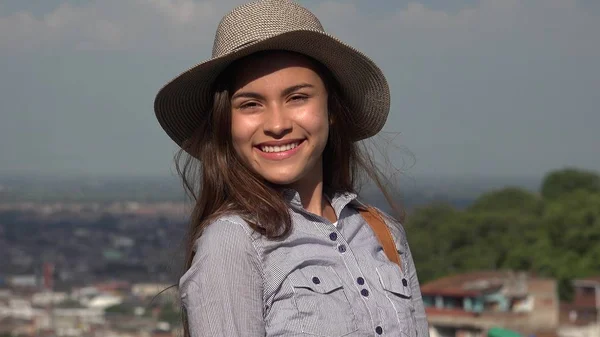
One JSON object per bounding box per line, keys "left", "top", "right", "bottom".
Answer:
{"left": 0, "top": 0, "right": 232, "bottom": 50}
{"left": 140, "top": 0, "right": 210, "bottom": 24}
{"left": 2, "top": 0, "right": 596, "bottom": 53}
{"left": 312, "top": 0, "right": 596, "bottom": 51}
{"left": 0, "top": 3, "right": 120, "bottom": 50}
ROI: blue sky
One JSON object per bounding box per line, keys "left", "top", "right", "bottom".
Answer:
{"left": 1, "top": 0, "right": 598, "bottom": 178}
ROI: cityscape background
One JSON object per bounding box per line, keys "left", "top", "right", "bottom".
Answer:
{"left": 1, "top": 0, "right": 599, "bottom": 337}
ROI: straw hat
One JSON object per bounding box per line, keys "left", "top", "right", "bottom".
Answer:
{"left": 154, "top": 0, "right": 390, "bottom": 150}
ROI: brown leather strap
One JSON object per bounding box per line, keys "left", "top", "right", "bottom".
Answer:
{"left": 359, "top": 207, "right": 402, "bottom": 270}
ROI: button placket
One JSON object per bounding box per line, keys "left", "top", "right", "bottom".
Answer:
{"left": 328, "top": 230, "right": 348, "bottom": 255}
{"left": 323, "top": 218, "right": 380, "bottom": 323}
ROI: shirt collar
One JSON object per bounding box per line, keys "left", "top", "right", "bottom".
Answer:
{"left": 280, "top": 187, "right": 358, "bottom": 216}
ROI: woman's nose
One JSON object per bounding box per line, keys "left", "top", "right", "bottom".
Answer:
{"left": 263, "top": 105, "right": 292, "bottom": 137}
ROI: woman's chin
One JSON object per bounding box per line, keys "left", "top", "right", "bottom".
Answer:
{"left": 259, "top": 171, "right": 303, "bottom": 187}
{"left": 264, "top": 176, "right": 298, "bottom": 186}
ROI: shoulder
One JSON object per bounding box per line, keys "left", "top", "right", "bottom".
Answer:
{"left": 179, "top": 214, "right": 262, "bottom": 291}
{"left": 197, "top": 214, "right": 260, "bottom": 246}
{"left": 357, "top": 202, "right": 408, "bottom": 242}
{"left": 360, "top": 205, "right": 415, "bottom": 271}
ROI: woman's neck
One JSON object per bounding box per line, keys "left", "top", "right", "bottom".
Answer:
{"left": 288, "top": 169, "right": 337, "bottom": 223}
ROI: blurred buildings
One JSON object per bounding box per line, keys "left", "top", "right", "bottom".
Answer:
{"left": 1, "top": 199, "right": 598, "bottom": 336}
{"left": 422, "top": 271, "right": 599, "bottom": 337}
{"left": 0, "top": 279, "right": 180, "bottom": 337}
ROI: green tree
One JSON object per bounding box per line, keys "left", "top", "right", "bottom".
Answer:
{"left": 466, "top": 188, "right": 544, "bottom": 271}
{"left": 105, "top": 303, "right": 132, "bottom": 315}
{"left": 469, "top": 187, "right": 542, "bottom": 215}
{"left": 541, "top": 168, "right": 600, "bottom": 200}
{"left": 406, "top": 168, "right": 600, "bottom": 301}
{"left": 538, "top": 190, "right": 600, "bottom": 273}
{"left": 405, "top": 202, "right": 464, "bottom": 282}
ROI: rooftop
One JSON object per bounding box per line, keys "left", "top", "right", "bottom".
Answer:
{"left": 421, "top": 270, "right": 530, "bottom": 297}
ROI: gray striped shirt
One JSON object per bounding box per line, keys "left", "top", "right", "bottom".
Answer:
{"left": 179, "top": 190, "right": 429, "bottom": 337}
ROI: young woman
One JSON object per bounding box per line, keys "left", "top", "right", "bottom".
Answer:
{"left": 154, "top": 1, "right": 429, "bottom": 336}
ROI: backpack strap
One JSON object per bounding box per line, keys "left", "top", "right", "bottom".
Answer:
{"left": 359, "top": 207, "right": 402, "bottom": 270}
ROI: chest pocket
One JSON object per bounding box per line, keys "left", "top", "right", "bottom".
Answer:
{"left": 376, "top": 263, "right": 417, "bottom": 337}
{"left": 290, "top": 265, "right": 358, "bottom": 337}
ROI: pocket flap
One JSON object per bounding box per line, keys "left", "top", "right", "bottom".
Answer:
{"left": 376, "top": 263, "right": 412, "bottom": 298}
{"left": 291, "top": 266, "right": 343, "bottom": 294}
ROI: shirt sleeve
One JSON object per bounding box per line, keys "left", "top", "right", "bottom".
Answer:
{"left": 179, "top": 219, "right": 265, "bottom": 337}
{"left": 403, "top": 234, "right": 430, "bottom": 337}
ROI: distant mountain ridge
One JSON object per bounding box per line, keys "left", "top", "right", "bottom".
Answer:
{"left": 0, "top": 174, "right": 541, "bottom": 210}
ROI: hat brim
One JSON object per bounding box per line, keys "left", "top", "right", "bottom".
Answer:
{"left": 154, "top": 29, "right": 390, "bottom": 152}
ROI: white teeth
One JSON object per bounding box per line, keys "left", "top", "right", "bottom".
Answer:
{"left": 260, "top": 142, "right": 299, "bottom": 153}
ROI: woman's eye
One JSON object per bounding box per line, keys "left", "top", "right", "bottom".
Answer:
{"left": 240, "top": 102, "right": 259, "bottom": 110}
{"left": 290, "top": 95, "right": 308, "bottom": 102}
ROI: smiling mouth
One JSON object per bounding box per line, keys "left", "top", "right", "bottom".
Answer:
{"left": 257, "top": 140, "right": 304, "bottom": 153}
{"left": 259, "top": 141, "right": 300, "bottom": 153}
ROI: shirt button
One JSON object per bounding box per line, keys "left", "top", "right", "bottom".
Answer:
{"left": 402, "top": 278, "right": 408, "bottom": 287}
{"left": 357, "top": 277, "right": 365, "bottom": 285}
{"left": 329, "top": 232, "right": 337, "bottom": 241}
{"left": 376, "top": 326, "right": 383, "bottom": 335}
{"left": 361, "top": 289, "right": 369, "bottom": 297}
{"left": 338, "top": 245, "right": 346, "bottom": 253}
{"left": 312, "top": 277, "right": 320, "bottom": 284}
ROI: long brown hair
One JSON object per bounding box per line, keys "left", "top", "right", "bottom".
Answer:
{"left": 175, "top": 51, "right": 402, "bottom": 334}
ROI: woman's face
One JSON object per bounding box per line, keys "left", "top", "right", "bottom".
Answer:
{"left": 230, "top": 52, "right": 329, "bottom": 187}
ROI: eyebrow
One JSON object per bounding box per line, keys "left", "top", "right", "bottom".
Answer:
{"left": 231, "top": 83, "right": 315, "bottom": 101}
